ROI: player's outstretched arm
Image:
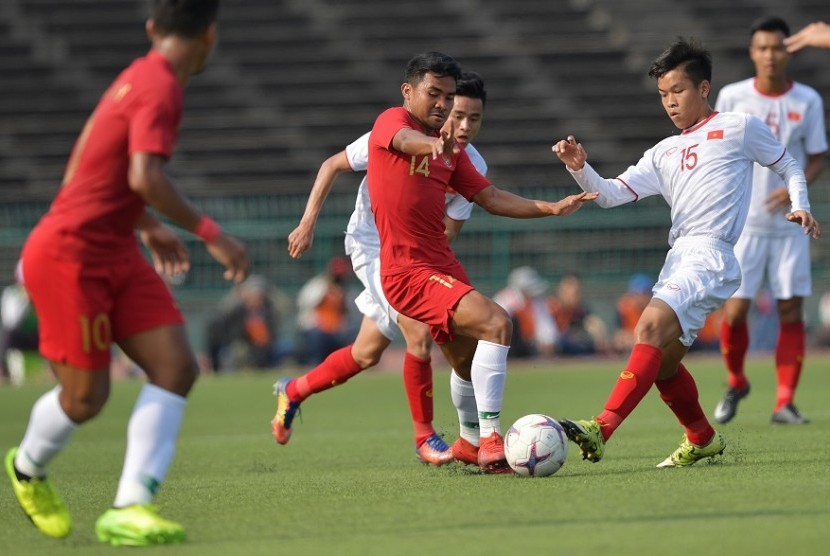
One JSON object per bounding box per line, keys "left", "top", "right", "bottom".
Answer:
{"left": 785, "top": 21, "right": 830, "bottom": 53}
{"left": 392, "top": 122, "right": 459, "bottom": 160}
{"left": 473, "top": 186, "right": 598, "bottom": 218}
{"left": 128, "top": 151, "right": 250, "bottom": 283}
{"left": 288, "top": 150, "right": 352, "bottom": 259}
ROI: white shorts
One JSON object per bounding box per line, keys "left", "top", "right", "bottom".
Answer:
{"left": 653, "top": 237, "right": 741, "bottom": 347}
{"left": 351, "top": 250, "right": 399, "bottom": 341}
{"left": 732, "top": 230, "right": 811, "bottom": 300}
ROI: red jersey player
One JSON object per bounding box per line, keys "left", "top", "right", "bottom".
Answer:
{"left": 367, "top": 52, "right": 596, "bottom": 473}
{"left": 5, "top": 0, "right": 249, "bottom": 546}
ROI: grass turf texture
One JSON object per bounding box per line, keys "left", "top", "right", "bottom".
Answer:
{"left": 1, "top": 353, "right": 828, "bottom": 555}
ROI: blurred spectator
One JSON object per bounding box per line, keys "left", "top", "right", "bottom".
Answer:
{"left": 205, "top": 275, "right": 290, "bottom": 371}
{"left": 494, "top": 266, "right": 558, "bottom": 358}
{"left": 613, "top": 273, "right": 654, "bottom": 354}
{"left": 548, "top": 274, "right": 610, "bottom": 356}
{"left": 0, "top": 265, "right": 39, "bottom": 385}
{"left": 296, "top": 257, "right": 354, "bottom": 365}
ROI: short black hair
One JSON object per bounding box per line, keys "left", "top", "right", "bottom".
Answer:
{"left": 648, "top": 38, "right": 712, "bottom": 85}
{"left": 750, "top": 16, "right": 790, "bottom": 37}
{"left": 151, "top": 0, "right": 220, "bottom": 38}
{"left": 405, "top": 52, "right": 462, "bottom": 86}
{"left": 456, "top": 71, "right": 487, "bottom": 106}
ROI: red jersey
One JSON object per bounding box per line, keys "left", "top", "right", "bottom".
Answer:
{"left": 32, "top": 50, "right": 183, "bottom": 262}
{"left": 367, "top": 107, "right": 491, "bottom": 276}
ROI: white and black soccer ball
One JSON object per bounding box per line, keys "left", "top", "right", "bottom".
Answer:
{"left": 504, "top": 414, "right": 569, "bottom": 477}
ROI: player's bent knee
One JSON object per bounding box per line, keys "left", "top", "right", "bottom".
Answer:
{"left": 61, "top": 392, "right": 109, "bottom": 423}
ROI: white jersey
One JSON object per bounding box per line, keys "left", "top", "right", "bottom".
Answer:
{"left": 716, "top": 78, "right": 827, "bottom": 236}
{"left": 568, "top": 112, "right": 810, "bottom": 247}
{"left": 343, "top": 131, "right": 487, "bottom": 268}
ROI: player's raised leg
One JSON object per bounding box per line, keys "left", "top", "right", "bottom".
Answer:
{"left": 272, "top": 316, "right": 390, "bottom": 444}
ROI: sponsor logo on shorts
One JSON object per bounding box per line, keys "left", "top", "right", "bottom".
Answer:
{"left": 426, "top": 388, "right": 433, "bottom": 398}
{"left": 620, "top": 371, "right": 635, "bottom": 379}
{"left": 429, "top": 274, "right": 456, "bottom": 288}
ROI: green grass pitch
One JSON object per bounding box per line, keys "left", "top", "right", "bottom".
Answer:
{"left": 1, "top": 353, "right": 829, "bottom": 555}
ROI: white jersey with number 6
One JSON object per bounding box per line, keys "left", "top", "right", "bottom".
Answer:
{"left": 716, "top": 78, "right": 826, "bottom": 236}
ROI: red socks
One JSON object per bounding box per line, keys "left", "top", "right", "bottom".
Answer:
{"left": 655, "top": 364, "right": 714, "bottom": 446}
{"left": 721, "top": 320, "right": 749, "bottom": 389}
{"left": 403, "top": 352, "right": 435, "bottom": 446}
{"left": 597, "top": 343, "right": 662, "bottom": 441}
{"left": 775, "top": 322, "right": 805, "bottom": 411}
{"left": 287, "top": 345, "right": 363, "bottom": 403}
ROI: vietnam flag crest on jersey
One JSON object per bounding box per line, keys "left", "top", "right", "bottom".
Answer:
{"left": 707, "top": 129, "right": 724, "bottom": 140}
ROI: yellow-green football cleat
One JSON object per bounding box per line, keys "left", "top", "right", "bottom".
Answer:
{"left": 5, "top": 446, "right": 72, "bottom": 538}
{"left": 559, "top": 418, "right": 606, "bottom": 462}
{"left": 95, "top": 504, "right": 185, "bottom": 546}
{"left": 656, "top": 432, "right": 726, "bottom": 468}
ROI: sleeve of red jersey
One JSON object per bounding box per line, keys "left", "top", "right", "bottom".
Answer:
{"left": 450, "top": 149, "right": 492, "bottom": 200}
{"left": 129, "top": 85, "right": 182, "bottom": 159}
{"left": 370, "top": 108, "right": 410, "bottom": 151}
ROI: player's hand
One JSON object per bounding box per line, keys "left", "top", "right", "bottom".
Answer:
{"left": 786, "top": 210, "right": 821, "bottom": 239}
{"left": 206, "top": 233, "right": 251, "bottom": 283}
{"left": 545, "top": 191, "right": 599, "bottom": 216}
{"left": 785, "top": 21, "right": 830, "bottom": 53}
{"left": 764, "top": 187, "right": 791, "bottom": 214}
{"left": 287, "top": 222, "right": 314, "bottom": 259}
{"left": 552, "top": 136, "right": 587, "bottom": 171}
{"left": 433, "top": 118, "right": 460, "bottom": 161}
{"left": 140, "top": 223, "right": 190, "bottom": 280}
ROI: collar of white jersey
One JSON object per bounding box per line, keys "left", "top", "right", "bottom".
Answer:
{"left": 681, "top": 111, "right": 719, "bottom": 135}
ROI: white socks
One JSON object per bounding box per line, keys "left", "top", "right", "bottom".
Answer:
{"left": 450, "top": 370, "right": 479, "bottom": 446}
{"left": 471, "top": 340, "right": 509, "bottom": 438}
{"left": 15, "top": 387, "right": 76, "bottom": 478}
{"left": 113, "top": 384, "right": 186, "bottom": 508}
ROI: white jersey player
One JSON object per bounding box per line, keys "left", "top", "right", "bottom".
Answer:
{"left": 553, "top": 38, "right": 819, "bottom": 469}
{"left": 712, "top": 17, "right": 827, "bottom": 426}
{"left": 275, "top": 74, "right": 491, "bottom": 467}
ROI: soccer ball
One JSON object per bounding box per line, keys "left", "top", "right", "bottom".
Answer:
{"left": 504, "top": 414, "right": 569, "bottom": 477}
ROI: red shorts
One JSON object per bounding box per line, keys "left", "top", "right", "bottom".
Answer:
{"left": 21, "top": 235, "right": 183, "bottom": 371}
{"left": 381, "top": 263, "right": 474, "bottom": 344}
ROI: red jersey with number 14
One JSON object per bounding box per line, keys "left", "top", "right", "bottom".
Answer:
{"left": 32, "top": 50, "right": 183, "bottom": 262}
{"left": 368, "top": 107, "right": 491, "bottom": 276}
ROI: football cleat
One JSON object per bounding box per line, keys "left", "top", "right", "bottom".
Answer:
{"left": 656, "top": 431, "right": 726, "bottom": 468}
{"left": 451, "top": 438, "right": 480, "bottom": 466}
{"left": 415, "top": 434, "right": 454, "bottom": 466}
{"left": 713, "top": 384, "right": 750, "bottom": 424}
{"left": 771, "top": 404, "right": 810, "bottom": 425}
{"left": 271, "top": 377, "right": 301, "bottom": 445}
{"left": 559, "top": 418, "right": 605, "bottom": 463}
{"left": 95, "top": 504, "right": 185, "bottom": 546}
{"left": 477, "top": 433, "right": 512, "bottom": 474}
{"left": 5, "top": 447, "right": 72, "bottom": 538}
